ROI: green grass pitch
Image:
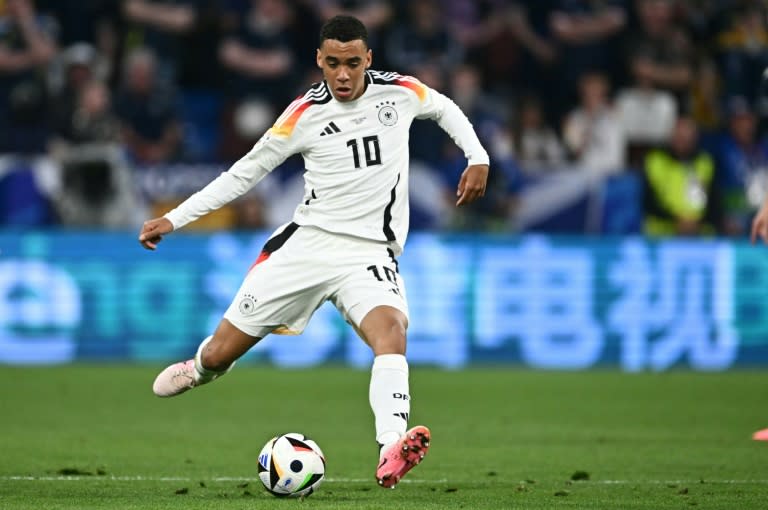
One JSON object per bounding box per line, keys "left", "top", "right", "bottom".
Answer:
{"left": 0, "top": 365, "right": 766, "bottom": 509}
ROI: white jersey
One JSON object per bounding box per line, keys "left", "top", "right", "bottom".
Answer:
{"left": 165, "top": 70, "right": 489, "bottom": 254}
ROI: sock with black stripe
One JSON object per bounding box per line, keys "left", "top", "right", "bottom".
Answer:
{"left": 369, "top": 354, "right": 410, "bottom": 451}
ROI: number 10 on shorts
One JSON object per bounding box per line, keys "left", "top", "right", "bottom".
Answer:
{"left": 367, "top": 265, "right": 401, "bottom": 296}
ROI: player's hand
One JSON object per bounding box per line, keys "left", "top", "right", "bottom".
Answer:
{"left": 751, "top": 201, "right": 768, "bottom": 244}
{"left": 456, "top": 164, "right": 489, "bottom": 206}
{"left": 139, "top": 217, "right": 174, "bottom": 250}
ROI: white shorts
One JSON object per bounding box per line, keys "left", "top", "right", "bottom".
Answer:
{"left": 223, "top": 223, "right": 409, "bottom": 338}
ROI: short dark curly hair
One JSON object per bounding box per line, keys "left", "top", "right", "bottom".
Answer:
{"left": 319, "top": 15, "right": 368, "bottom": 47}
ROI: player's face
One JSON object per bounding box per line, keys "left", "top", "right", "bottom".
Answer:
{"left": 317, "top": 39, "right": 371, "bottom": 102}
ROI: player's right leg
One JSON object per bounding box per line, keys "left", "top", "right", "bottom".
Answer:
{"left": 330, "top": 237, "right": 430, "bottom": 488}
{"left": 358, "top": 307, "right": 431, "bottom": 488}
{"left": 153, "top": 222, "right": 321, "bottom": 398}
{"left": 152, "top": 319, "right": 261, "bottom": 397}
{"left": 349, "top": 303, "right": 430, "bottom": 488}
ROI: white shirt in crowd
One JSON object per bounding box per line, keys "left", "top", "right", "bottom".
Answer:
{"left": 563, "top": 106, "right": 626, "bottom": 176}
{"left": 616, "top": 87, "right": 677, "bottom": 145}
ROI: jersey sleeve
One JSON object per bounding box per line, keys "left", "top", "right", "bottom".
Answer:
{"left": 408, "top": 77, "right": 490, "bottom": 166}
{"left": 164, "top": 100, "right": 308, "bottom": 230}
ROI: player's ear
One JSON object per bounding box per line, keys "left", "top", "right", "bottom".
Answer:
{"left": 365, "top": 49, "right": 372, "bottom": 69}
{"left": 316, "top": 49, "right": 322, "bottom": 69}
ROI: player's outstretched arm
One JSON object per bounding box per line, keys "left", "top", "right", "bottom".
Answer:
{"left": 751, "top": 198, "right": 768, "bottom": 244}
{"left": 456, "top": 164, "right": 489, "bottom": 206}
{"left": 413, "top": 83, "right": 489, "bottom": 205}
{"left": 139, "top": 217, "right": 174, "bottom": 250}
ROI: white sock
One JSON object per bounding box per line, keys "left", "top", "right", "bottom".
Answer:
{"left": 369, "top": 354, "right": 410, "bottom": 450}
{"left": 192, "top": 336, "right": 233, "bottom": 383}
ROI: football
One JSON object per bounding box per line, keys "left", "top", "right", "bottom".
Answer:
{"left": 257, "top": 433, "right": 326, "bottom": 497}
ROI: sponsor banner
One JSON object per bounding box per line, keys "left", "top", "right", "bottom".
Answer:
{"left": 1, "top": 231, "right": 766, "bottom": 370}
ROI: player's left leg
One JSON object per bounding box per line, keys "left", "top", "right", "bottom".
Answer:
{"left": 357, "top": 306, "right": 431, "bottom": 488}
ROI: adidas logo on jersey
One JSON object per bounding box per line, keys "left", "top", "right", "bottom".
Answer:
{"left": 319, "top": 121, "right": 341, "bottom": 136}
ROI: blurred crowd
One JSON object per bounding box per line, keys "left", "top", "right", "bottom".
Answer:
{"left": 1, "top": 0, "right": 768, "bottom": 237}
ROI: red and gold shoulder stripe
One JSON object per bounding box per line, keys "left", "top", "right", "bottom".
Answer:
{"left": 270, "top": 99, "right": 313, "bottom": 137}
{"left": 394, "top": 75, "right": 427, "bottom": 102}
{"left": 367, "top": 70, "right": 427, "bottom": 102}
{"left": 270, "top": 82, "right": 332, "bottom": 137}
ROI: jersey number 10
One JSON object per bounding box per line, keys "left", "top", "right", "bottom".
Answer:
{"left": 346, "top": 135, "right": 382, "bottom": 168}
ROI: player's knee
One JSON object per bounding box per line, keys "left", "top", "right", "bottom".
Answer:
{"left": 387, "top": 317, "right": 407, "bottom": 341}
{"left": 372, "top": 317, "right": 407, "bottom": 355}
{"left": 201, "top": 342, "right": 234, "bottom": 372}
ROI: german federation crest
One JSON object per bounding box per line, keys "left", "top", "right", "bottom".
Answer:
{"left": 238, "top": 293, "right": 257, "bottom": 315}
{"left": 377, "top": 102, "right": 398, "bottom": 126}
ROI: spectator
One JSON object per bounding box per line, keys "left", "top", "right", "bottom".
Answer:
{"left": 615, "top": 43, "right": 678, "bottom": 166}
{"left": 675, "top": 0, "right": 721, "bottom": 46}
{"left": 715, "top": 4, "right": 768, "bottom": 107}
{"left": 122, "top": 0, "right": 200, "bottom": 85}
{"left": 504, "top": 2, "right": 559, "bottom": 95}
{"left": 51, "top": 79, "right": 120, "bottom": 148}
{"left": 642, "top": 116, "right": 721, "bottom": 236}
{"left": 444, "top": 0, "right": 511, "bottom": 48}
{"left": 218, "top": 0, "right": 298, "bottom": 104}
{"left": 218, "top": 0, "right": 299, "bottom": 160}
{"left": 712, "top": 96, "right": 768, "bottom": 237}
{"left": 549, "top": 0, "right": 627, "bottom": 121}
{"left": 174, "top": 0, "right": 225, "bottom": 91}
{"left": 385, "top": 0, "right": 463, "bottom": 76}
{"left": 506, "top": 94, "right": 566, "bottom": 173}
{"left": 624, "top": 0, "right": 694, "bottom": 103}
{"left": 114, "top": 46, "right": 182, "bottom": 164}
{"left": 443, "top": 1, "right": 558, "bottom": 100}
{"left": 41, "top": 2, "right": 121, "bottom": 88}
{"left": 0, "top": 0, "right": 57, "bottom": 154}
{"left": 562, "top": 72, "right": 626, "bottom": 176}
{"left": 51, "top": 43, "right": 104, "bottom": 142}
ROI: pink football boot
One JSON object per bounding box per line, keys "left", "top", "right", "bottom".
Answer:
{"left": 376, "top": 425, "right": 431, "bottom": 488}
{"left": 152, "top": 337, "right": 233, "bottom": 397}
{"left": 152, "top": 360, "right": 199, "bottom": 397}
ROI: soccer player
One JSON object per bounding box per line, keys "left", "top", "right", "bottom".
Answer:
{"left": 139, "top": 15, "right": 490, "bottom": 487}
{"left": 751, "top": 197, "right": 768, "bottom": 441}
